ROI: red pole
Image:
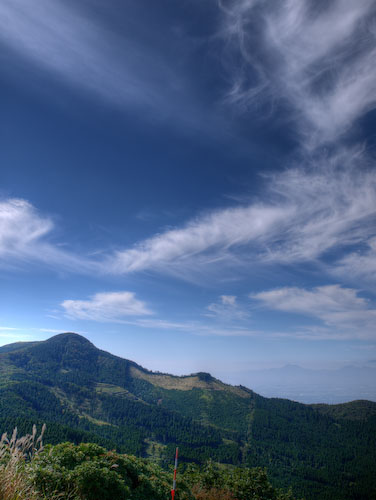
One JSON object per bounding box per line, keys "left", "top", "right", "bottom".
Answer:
{"left": 171, "top": 447, "right": 178, "bottom": 500}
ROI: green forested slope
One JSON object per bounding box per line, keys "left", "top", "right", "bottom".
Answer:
{"left": 0, "top": 332, "right": 375, "bottom": 500}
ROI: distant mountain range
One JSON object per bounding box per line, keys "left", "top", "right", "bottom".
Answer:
{"left": 236, "top": 363, "right": 376, "bottom": 404}
{"left": 0, "top": 333, "right": 375, "bottom": 500}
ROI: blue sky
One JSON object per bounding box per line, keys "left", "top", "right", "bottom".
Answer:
{"left": 1, "top": 0, "right": 376, "bottom": 387}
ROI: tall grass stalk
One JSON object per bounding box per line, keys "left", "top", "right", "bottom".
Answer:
{"left": 0, "top": 425, "right": 48, "bottom": 500}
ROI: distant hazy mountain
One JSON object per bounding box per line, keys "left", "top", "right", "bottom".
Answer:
{"left": 0, "top": 333, "right": 375, "bottom": 500}
{"left": 238, "top": 364, "right": 376, "bottom": 404}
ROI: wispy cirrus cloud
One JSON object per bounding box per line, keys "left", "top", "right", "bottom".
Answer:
{"left": 110, "top": 317, "right": 263, "bottom": 337}
{"left": 334, "top": 238, "right": 376, "bottom": 284}
{"left": 0, "top": 198, "right": 94, "bottom": 273}
{"left": 0, "top": 327, "right": 32, "bottom": 341}
{"left": 0, "top": 0, "right": 152, "bottom": 105}
{"left": 0, "top": 0, "right": 214, "bottom": 133}
{"left": 1, "top": 2, "right": 375, "bottom": 286}
{"left": 218, "top": 0, "right": 376, "bottom": 147}
{"left": 61, "top": 291, "right": 153, "bottom": 322}
{"left": 106, "top": 155, "right": 376, "bottom": 278}
{"left": 59, "top": 295, "right": 260, "bottom": 336}
{"left": 252, "top": 284, "right": 376, "bottom": 339}
{"left": 0, "top": 198, "right": 52, "bottom": 257}
{"left": 3, "top": 150, "right": 376, "bottom": 282}
{"left": 106, "top": 201, "right": 290, "bottom": 278}
{"left": 205, "top": 295, "right": 249, "bottom": 321}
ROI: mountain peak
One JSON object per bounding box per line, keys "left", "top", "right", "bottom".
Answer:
{"left": 45, "top": 332, "right": 94, "bottom": 346}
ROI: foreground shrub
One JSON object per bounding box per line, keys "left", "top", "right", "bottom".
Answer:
{"left": 184, "top": 460, "right": 298, "bottom": 500}
{"left": 30, "top": 442, "right": 194, "bottom": 500}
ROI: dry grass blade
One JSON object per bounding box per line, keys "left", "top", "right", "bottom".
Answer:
{"left": 0, "top": 425, "right": 56, "bottom": 500}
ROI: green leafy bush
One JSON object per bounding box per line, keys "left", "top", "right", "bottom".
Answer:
{"left": 184, "top": 460, "right": 298, "bottom": 500}
{"left": 30, "top": 442, "right": 194, "bottom": 500}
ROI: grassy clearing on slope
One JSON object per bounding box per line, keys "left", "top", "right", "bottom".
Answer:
{"left": 129, "top": 367, "right": 249, "bottom": 398}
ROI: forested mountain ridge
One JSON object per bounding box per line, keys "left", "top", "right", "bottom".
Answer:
{"left": 0, "top": 332, "right": 375, "bottom": 500}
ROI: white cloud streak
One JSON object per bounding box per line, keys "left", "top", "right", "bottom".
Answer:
{"left": 107, "top": 202, "right": 290, "bottom": 277}
{"left": 119, "top": 317, "right": 263, "bottom": 337}
{"left": 205, "top": 295, "right": 249, "bottom": 320}
{"left": 219, "top": 0, "right": 376, "bottom": 146}
{"left": 0, "top": 198, "right": 52, "bottom": 257}
{"left": 0, "top": 4, "right": 375, "bottom": 290}
{"left": 60, "top": 296, "right": 261, "bottom": 335}
{"left": 0, "top": 198, "right": 94, "bottom": 272}
{"left": 2, "top": 153, "right": 376, "bottom": 284}
{"left": 1, "top": 2, "right": 374, "bottom": 285}
{"left": 61, "top": 291, "right": 152, "bottom": 322}
{"left": 0, "top": 0, "right": 212, "bottom": 132}
{"left": 334, "top": 237, "right": 376, "bottom": 283}
{"left": 221, "top": 295, "right": 236, "bottom": 305}
{"left": 0, "top": 327, "right": 32, "bottom": 341}
{"left": 252, "top": 285, "right": 376, "bottom": 339}
{"left": 0, "top": 0, "right": 157, "bottom": 105}
{"left": 106, "top": 154, "right": 376, "bottom": 278}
